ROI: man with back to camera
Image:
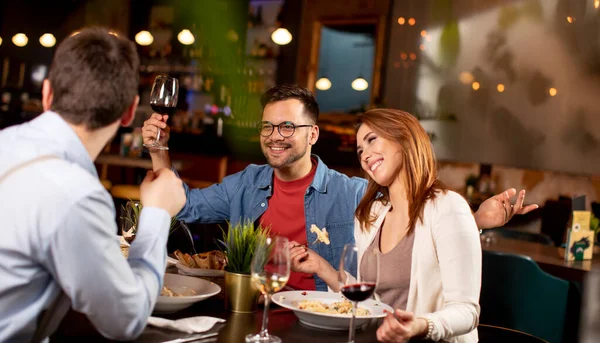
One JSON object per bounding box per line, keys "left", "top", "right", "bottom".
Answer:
{"left": 0, "top": 27, "right": 186, "bottom": 342}
{"left": 142, "top": 84, "right": 537, "bottom": 292}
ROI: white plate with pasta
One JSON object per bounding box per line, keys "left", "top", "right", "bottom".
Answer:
{"left": 154, "top": 273, "right": 221, "bottom": 314}
{"left": 272, "top": 291, "right": 393, "bottom": 330}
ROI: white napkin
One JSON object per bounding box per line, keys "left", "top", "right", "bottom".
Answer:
{"left": 147, "top": 316, "right": 225, "bottom": 334}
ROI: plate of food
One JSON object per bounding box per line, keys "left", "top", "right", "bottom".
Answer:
{"left": 173, "top": 249, "right": 226, "bottom": 277}
{"left": 272, "top": 290, "right": 393, "bottom": 330}
{"left": 154, "top": 273, "right": 221, "bottom": 314}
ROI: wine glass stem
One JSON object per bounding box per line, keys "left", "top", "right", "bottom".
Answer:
{"left": 259, "top": 293, "right": 272, "bottom": 338}
{"left": 155, "top": 128, "right": 161, "bottom": 143}
{"left": 348, "top": 301, "right": 357, "bottom": 343}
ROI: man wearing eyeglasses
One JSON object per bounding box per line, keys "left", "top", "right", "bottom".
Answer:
{"left": 142, "top": 84, "right": 536, "bottom": 291}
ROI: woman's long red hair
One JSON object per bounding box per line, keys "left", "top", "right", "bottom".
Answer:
{"left": 355, "top": 108, "right": 448, "bottom": 232}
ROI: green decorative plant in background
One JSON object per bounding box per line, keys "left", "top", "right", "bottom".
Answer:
{"left": 218, "top": 220, "right": 270, "bottom": 274}
{"left": 591, "top": 213, "right": 600, "bottom": 239}
{"left": 431, "top": 0, "right": 460, "bottom": 69}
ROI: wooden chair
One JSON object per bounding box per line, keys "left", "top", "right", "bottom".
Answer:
{"left": 480, "top": 250, "right": 569, "bottom": 343}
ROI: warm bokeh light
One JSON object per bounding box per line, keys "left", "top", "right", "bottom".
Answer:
{"left": 459, "top": 72, "right": 474, "bottom": 84}
{"left": 408, "top": 18, "right": 416, "bottom": 26}
{"left": 351, "top": 77, "right": 369, "bottom": 91}
{"left": 426, "top": 35, "right": 432, "bottom": 42}
{"left": 39, "top": 33, "right": 56, "bottom": 48}
{"left": 567, "top": 16, "right": 574, "bottom": 23}
{"left": 315, "top": 77, "right": 332, "bottom": 91}
{"left": 12, "top": 33, "right": 28, "bottom": 47}
{"left": 497, "top": 84, "right": 505, "bottom": 92}
{"left": 135, "top": 30, "right": 153, "bottom": 46}
{"left": 596, "top": 0, "right": 600, "bottom": 9}
{"left": 271, "top": 28, "right": 292, "bottom": 45}
{"left": 397, "top": 17, "right": 406, "bottom": 25}
{"left": 419, "top": 44, "right": 425, "bottom": 51}
{"left": 400, "top": 52, "right": 407, "bottom": 60}
{"left": 549, "top": 88, "right": 558, "bottom": 96}
{"left": 409, "top": 53, "right": 416, "bottom": 61}
{"left": 177, "top": 29, "right": 195, "bottom": 45}
{"left": 472, "top": 81, "right": 480, "bottom": 90}
{"left": 420, "top": 30, "right": 427, "bottom": 37}
{"left": 0, "top": 37, "right": 2, "bottom": 46}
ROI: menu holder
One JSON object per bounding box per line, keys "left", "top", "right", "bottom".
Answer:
{"left": 565, "top": 195, "right": 594, "bottom": 261}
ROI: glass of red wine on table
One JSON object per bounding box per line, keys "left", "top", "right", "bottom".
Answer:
{"left": 339, "top": 243, "right": 379, "bottom": 343}
{"left": 143, "top": 75, "right": 178, "bottom": 151}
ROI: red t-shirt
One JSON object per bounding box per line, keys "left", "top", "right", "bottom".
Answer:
{"left": 259, "top": 160, "right": 317, "bottom": 290}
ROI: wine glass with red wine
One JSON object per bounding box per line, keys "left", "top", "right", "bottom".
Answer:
{"left": 143, "top": 75, "right": 178, "bottom": 151}
{"left": 338, "top": 243, "right": 379, "bottom": 343}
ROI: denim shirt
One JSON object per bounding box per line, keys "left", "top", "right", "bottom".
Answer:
{"left": 177, "top": 155, "right": 367, "bottom": 291}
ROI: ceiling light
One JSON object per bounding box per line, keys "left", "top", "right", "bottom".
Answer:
{"left": 315, "top": 77, "right": 332, "bottom": 91}
{"left": 135, "top": 30, "right": 153, "bottom": 46}
{"left": 178, "top": 29, "right": 195, "bottom": 45}
{"left": 12, "top": 33, "right": 28, "bottom": 47}
{"left": 39, "top": 33, "right": 56, "bottom": 48}
{"left": 271, "top": 28, "right": 292, "bottom": 45}
{"left": 351, "top": 77, "right": 369, "bottom": 91}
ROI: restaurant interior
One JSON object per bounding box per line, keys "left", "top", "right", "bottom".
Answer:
{"left": 1, "top": 0, "right": 600, "bottom": 342}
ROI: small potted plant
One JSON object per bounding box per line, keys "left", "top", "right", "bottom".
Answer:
{"left": 218, "top": 220, "right": 270, "bottom": 313}
{"left": 120, "top": 200, "right": 184, "bottom": 242}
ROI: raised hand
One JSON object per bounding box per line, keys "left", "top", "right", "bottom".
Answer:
{"left": 475, "top": 188, "right": 539, "bottom": 229}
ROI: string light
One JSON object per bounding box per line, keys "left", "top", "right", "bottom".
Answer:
{"left": 409, "top": 53, "right": 416, "bottom": 61}
{"left": 397, "top": 17, "right": 406, "bottom": 25}
{"left": 549, "top": 88, "right": 558, "bottom": 96}
{"left": 497, "top": 84, "right": 505, "bottom": 92}
{"left": 472, "top": 82, "right": 480, "bottom": 90}
{"left": 420, "top": 30, "right": 427, "bottom": 37}
{"left": 459, "top": 72, "right": 474, "bottom": 84}
{"left": 419, "top": 44, "right": 425, "bottom": 51}
{"left": 408, "top": 18, "right": 416, "bottom": 26}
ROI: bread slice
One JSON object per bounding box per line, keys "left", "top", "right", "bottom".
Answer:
{"left": 173, "top": 250, "right": 188, "bottom": 266}
{"left": 183, "top": 253, "right": 197, "bottom": 268}
{"left": 192, "top": 253, "right": 211, "bottom": 269}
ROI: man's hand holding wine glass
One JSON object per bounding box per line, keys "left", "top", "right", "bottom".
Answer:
{"left": 376, "top": 309, "right": 429, "bottom": 343}
{"left": 142, "top": 113, "right": 170, "bottom": 148}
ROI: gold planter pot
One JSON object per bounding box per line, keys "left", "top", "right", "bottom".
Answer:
{"left": 224, "top": 271, "right": 259, "bottom": 313}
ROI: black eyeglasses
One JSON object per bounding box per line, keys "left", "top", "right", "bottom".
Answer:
{"left": 257, "top": 121, "right": 313, "bottom": 138}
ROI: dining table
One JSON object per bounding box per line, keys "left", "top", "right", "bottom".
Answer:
{"left": 481, "top": 236, "right": 600, "bottom": 283}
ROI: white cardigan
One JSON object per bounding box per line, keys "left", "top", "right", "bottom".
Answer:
{"left": 355, "top": 191, "right": 481, "bottom": 343}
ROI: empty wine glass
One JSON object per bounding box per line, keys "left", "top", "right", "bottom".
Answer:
{"left": 246, "top": 236, "right": 291, "bottom": 343}
{"left": 339, "top": 243, "right": 379, "bottom": 343}
{"left": 143, "top": 75, "right": 178, "bottom": 151}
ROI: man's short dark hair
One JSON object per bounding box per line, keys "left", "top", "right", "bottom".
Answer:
{"left": 48, "top": 27, "right": 140, "bottom": 130}
{"left": 260, "top": 84, "right": 319, "bottom": 123}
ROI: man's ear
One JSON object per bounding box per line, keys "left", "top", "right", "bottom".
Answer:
{"left": 309, "top": 125, "right": 320, "bottom": 145}
{"left": 121, "top": 95, "right": 139, "bottom": 127}
{"left": 42, "top": 79, "right": 53, "bottom": 111}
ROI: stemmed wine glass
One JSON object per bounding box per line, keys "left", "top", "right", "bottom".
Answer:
{"left": 246, "top": 236, "right": 291, "bottom": 343}
{"left": 143, "top": 75, "right": 178, "bottom": 151}
{"left": 339, "top": 243, "right": 379, "bottom": 343}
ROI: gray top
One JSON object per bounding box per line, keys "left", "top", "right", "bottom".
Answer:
{"left": 361, "top": 226, "right": 415, "bottom": 310}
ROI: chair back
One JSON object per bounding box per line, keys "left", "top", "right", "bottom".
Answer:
{"left": 478, "top": 324, "right": 548, "bottom": 343}
{"left": 480, "top": 250, "right": 569, "bottom": 343}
